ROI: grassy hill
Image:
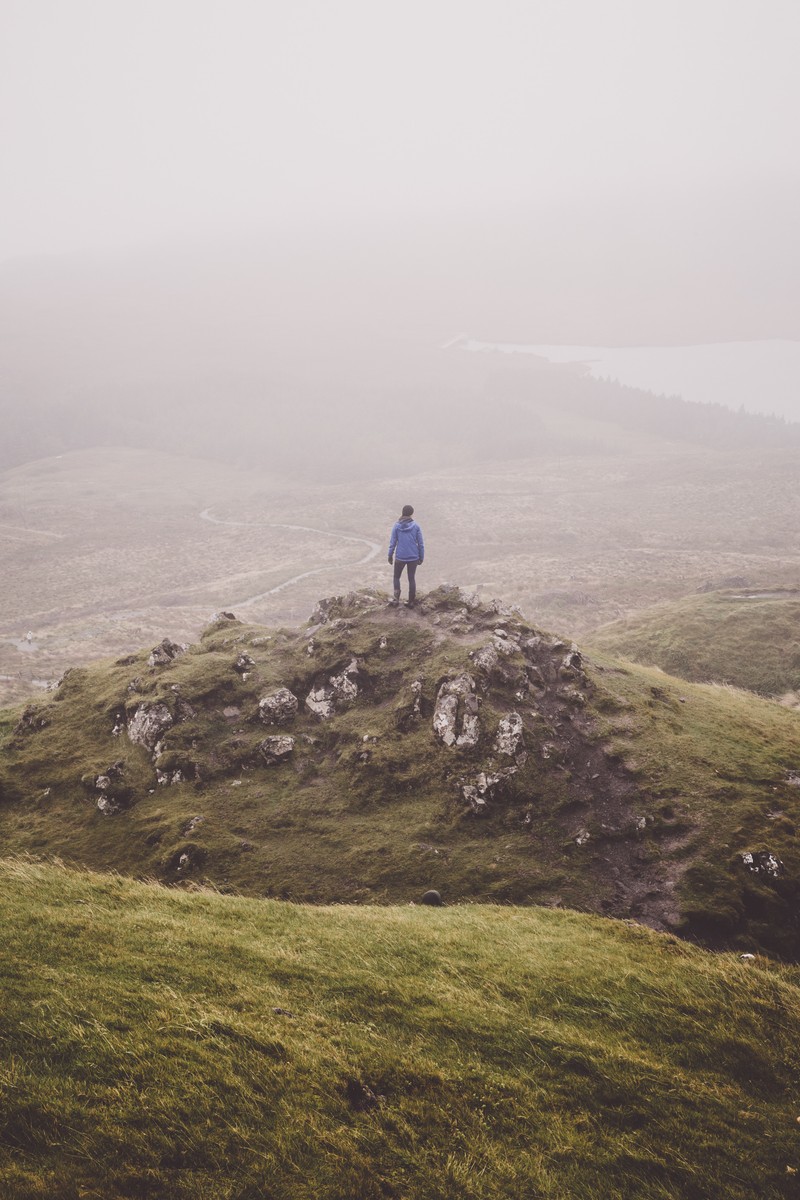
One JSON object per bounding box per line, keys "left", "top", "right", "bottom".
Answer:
{"left": 588, "top": 589, "right": 800, "bottom": 698}
{"left": 2, "top": 588, "right": 800, "bottom": 959}
{"left": 2, "top": 855, "right": 800, "bottom": 1199}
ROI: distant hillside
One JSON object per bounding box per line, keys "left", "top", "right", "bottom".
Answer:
{"left": 3, "top": 588, "right": 800, "bottom": 958}
{"left": 2, "top": 856, "right": 800, "bottom": 1199}
{"left": 2, "top": 245, "right": 799, "bottom": 479}
{"left": 7, "top": 344, "right": 798, "bottom": 478}
{"left": 483, "top": 353, "right": 800, "bottom": 450}
{"left": 589, "top": 588, "right": 800, "bottom": 697}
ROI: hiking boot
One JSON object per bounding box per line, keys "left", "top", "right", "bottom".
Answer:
{"left": 388, "top": 596, "right": 400, "bottom": 606}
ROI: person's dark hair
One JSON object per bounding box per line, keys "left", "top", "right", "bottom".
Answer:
{"left": 401, "top": 504, "right": 414, "bottom": 517}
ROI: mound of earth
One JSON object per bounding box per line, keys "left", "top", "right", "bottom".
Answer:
{"left": 2, "top": 586, "right": 800, "bottom": 957}
{"left": 589, "top": 588, "right": 800, "bottom": 697}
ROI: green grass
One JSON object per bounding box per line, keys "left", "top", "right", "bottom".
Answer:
{"left": 2, "top": 857, "right": 800, "bottom": 1199}
{"left": 588, "top": 589, "right": 800, "bottom": 696}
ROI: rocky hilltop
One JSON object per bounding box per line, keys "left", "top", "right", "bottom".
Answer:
{"left": 2, "top": 587, "right": 800, "bottom": 957}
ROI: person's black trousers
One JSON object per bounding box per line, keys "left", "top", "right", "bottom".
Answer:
{"left": 393, "top": 559, "right": 418, "bottom": 601}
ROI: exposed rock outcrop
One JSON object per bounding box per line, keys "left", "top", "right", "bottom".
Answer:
{"left": 461, "top": 767, "right": 516, "bottom": 815}
{"left": 127, "top": 702, "right": 173, "bottom": 754}
{"left": 433, "top": 674, "right": 479, "bottom": 748}
{"left": 87, "top": 760, "right": 128, "bottom": 814}
{"left": 306, "top": 659, "right": 360, "bottom": 719}
{"left": 561, "top": 644, "right": 583, "bottom": 674}
{"left": 494, "top": 712, "right": 526, "bottom": 761}
{"left": 13, "top": 704, "right": 50, "bottom": 736}
{"left": 258, "top": 688, "right": 299, "bottom": 726}
{"left": 469, "top": 643, "right": 500, "bottom": 675}
{"left": 742, "top": 850, "right": 784, "bottom": 878}
{"left": 148, "top": 638, "right": 188, "bottom": 668}
{"left": 258, "top": 735, "right": 295, "bottom": 765}
{"left": 156, "top": 767, "right": 186, "bottom": 786}
{"left": 310, "top": 591, "right": 383, "bottom": 626}
{"left": 97, "top": 795, "right": 123, "bottom": 816}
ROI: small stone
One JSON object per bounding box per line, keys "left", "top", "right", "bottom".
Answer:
{"left": 461, "top": 767, "right": 515, "bottom": 813}
{"left": 156, "top": 768, "right": 184, "bottom": 786}
{"left": 494, "top": 712, "right": 525, "bottom": 758}
{"left": 258, "top": 736, "right": 295, "bottom": 765}
{"left": 127, "top": 702, "right": 173, "bottom": 755}
{"left": 433, "top": 674, "right": 479, "bottom": 747}
{"left": 148, "top": 638, "right": 187, "bottom": 668}
{"left": 97, "top": 795, "right": 122, "bottom": 816}
{"left": 258, "top": 688, "right": 299, "bottom": 726}
{"left": 470, "top": 643, "right": 500, "bottom": 674}
{"left": 305, "top": 660, "right": 360, "bottom": 718}
{"left": 741, "top": 851, "right": 784, "bottom": 877}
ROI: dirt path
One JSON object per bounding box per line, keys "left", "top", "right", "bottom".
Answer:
{"left": 198, "top": 509, "right": 382, "bottom": 606}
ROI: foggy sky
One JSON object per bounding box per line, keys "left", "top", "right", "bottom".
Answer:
{"left": 2, "top": 0, "right": 799, "bottom": 263}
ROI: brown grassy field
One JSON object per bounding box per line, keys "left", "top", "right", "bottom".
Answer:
{"left": 1, "top": 439, "right": 798, "bottom": 705}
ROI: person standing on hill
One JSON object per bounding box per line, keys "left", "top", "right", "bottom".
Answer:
{"left": 388, "top": 505, "right": 424, "bottom": 607}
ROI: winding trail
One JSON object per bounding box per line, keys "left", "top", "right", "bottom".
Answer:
{"left": 0, "top": 522, "right": 65, "bottom": 540}
{"left": 199, "top": 508, "right": 381, "bottom": 607}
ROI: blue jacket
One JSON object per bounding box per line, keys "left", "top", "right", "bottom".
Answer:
{"left": 389, "top": 518, "right": 424, "bottom": 562}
